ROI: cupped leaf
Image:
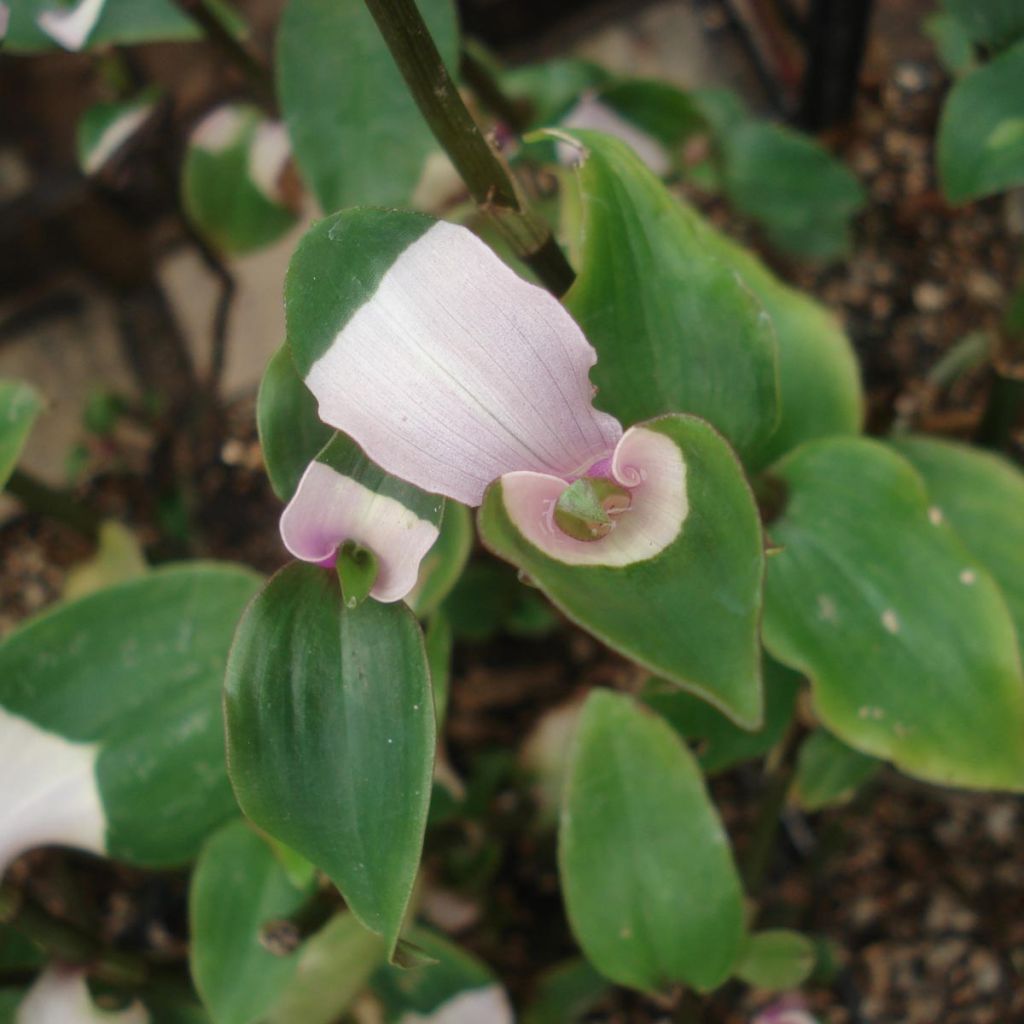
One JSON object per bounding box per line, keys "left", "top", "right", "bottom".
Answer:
{"left": 941, "top": 0, "right": 1024, "bottom": 50}
{"left": 190, "top": 821, "right": 311, "bottom": 1024}
{"left": 890, "top": 435, "right": 1024, "bottom": 647}
{"left": 407, "top": 501, "right": 474, "bottom": 618}
{"left": 278, "top": 0, "right": 458, "bottom": 212}
{"left": 182, "top": 105, "right": 298, "bottom": 255}
{"left": 559, "top": 690, "right": 745, "bottom": 993}
{"left": 0, "top": 563, "right": 260, "bottom": 870}
{"left": 640, "top": 655, "right": 801, "bottom": 775}
{"left": 560, "top": 129, "right": 779, "bottom": 464}
{"left": 762, "top": 437, "right": 1024, "bottom": 790}
{"left": 264, "top": 913, "right": 385, "bottom": 1024}
{"left": 938, "top": 38, "right": 1024, "bottom": 203}
{"left": 0, "top": 380, "right": 42, "bottom": 490}
{"left": 735, "top": 930, "right": 816, "bottom": 990}
{"left": 717, "top": 120, "right": 865, "bottom": 261}
{"left": 372, "top": 928, "right": 512, "bottom": 1022}
{"left": 256, "top": 345, "right": 332, "bottom": 503}
{"left": 224, "top": 563, "right": 435, "bottom": 955}
{"left": 480, "top": 414, "right": 765, "bottom": 728}
{"left": 794, "top": 729, "right": 880, "bottom": 811}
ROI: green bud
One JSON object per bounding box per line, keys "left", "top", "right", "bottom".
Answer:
{"left": 553, "top": 478, "right": 632, "bottom": 542}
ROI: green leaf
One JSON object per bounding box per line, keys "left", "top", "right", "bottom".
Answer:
{"left": 182, "top": 105, "right": 298, "bottom": 255}
{"left": 938, "top": 38, "right": 1024, "bottom": 203}
{"left": 278, "top": 0, "right": 458, "bottom": 212}
{"left": 522, "top": 958, "right": 609, "bottom": 1024}
{"left": 424, "top": 611, "right": 453, "bottom": 730}
{"left": 889, "top": 436, "right": 1024, "bottom": 648}
{"left": 596, "top": 79, "right": 705, "bottom": 147}
{"left": 941, "top": 0, "right": 1024, "bottom": 50}
{"left": 0, "top": 380, "right": 42, "bottom": 490}
{"left": 256, "top": 345, "right": 333, "bottom": 503}
{"left": 697, "top": 229, "right": 862, "bottom": 470}
{"left": 407, "top": 501, "right": 474, "bottom": 618}
{"left": 762, "top": 437, "right": 1024, "bottom": 790}
{"left": 559, "top": 690, "right": 745, "bottom": 993}
{"left": 794, "top": 729, "right": 880, "bottom": 811}
{"left": 717, "top": 121, "right": 865, "bottom": 261}
{"left": 190, "top": 821, "right": 310, "bottom": 1024}
{"left": 224, "top": 563, "right": 435, "bottom": 955}
{"left": 335, "top": 541, "right": 379, "bottom": 609}
{"left": 735, "top": 930, "right": 816, "bottom": 990}
{"left": 479, "top": 414, "right": 765, "bottom": 728}
{"left": 63, "top": 521, "right": 148, "bottom": 602}
{"left": 76, "top": 89, "right": 160, "bottom": 176}
{"left": 265, "top": 914, "right": 386, "bottom": 1024}
{"left": 372, "top": 927, "right": 511, "bottom": 1021}
{"left": 561, "top": 129, "right": 779, "bottom": 464}
{"left": 0, "top": 563, "right": 260, "bottom": 865}
{"left": 500, "top": 58, "right": 611, "bottom": 128}
{"left": 640, "top": 655, "right": 801, "bottom": 775}
{"left": 924, "top": 13, "right": 977, "bottom": 75}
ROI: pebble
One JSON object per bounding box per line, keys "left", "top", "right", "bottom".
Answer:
{"left": 913, "top": 281, "right": 950, "bottom": 312}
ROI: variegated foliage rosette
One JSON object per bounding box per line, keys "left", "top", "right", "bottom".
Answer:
{"left": 274, "top": 207, "right": 766, "bottom": 727}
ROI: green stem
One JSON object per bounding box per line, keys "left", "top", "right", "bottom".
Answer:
{"left": 975, "top": 365, "right": 1024, "bottom": 452}
{"left": 0, "top": 883, "right": 149, "bottom": 988}
{"left": 5, "top": 469, "right": 100, "bottom": 539}
{"left": 362, "top": 0, "right": 575, "bottom": 296}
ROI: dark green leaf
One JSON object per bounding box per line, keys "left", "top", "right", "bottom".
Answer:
{"left": 278, "top": 0, "right": 458, "bottom": 212}
{"left": 560, "top": 690, "right": 745, "bottom": 992}
{"left": 941, "top": 0, "right": 1024, "bottom": 50}
{"left": 561, "top": 129, "right": 779, "bottom": 463}
{"left": 224, "top": 563, "right": 435, "bottom": 955}
{"left": 522, "top": 958, "right": 609, "bottom": 1024}
{"left": 407, "top": 501, "right": 474, "bottom": 618}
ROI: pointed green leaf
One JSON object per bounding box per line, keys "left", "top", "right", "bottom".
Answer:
{"left": 190, "top": 821, "right": 311, "bottom": 1024}
{"left": 559, "top": 690, "right": 745, "bottom": 993}
{"left": 890, "top": 435, "right": 1024, "bottom": 648}
{"left": 735, "top": 930, "right": 816, "bottom": 990}
{"left": 763, "top": 437, "right": 1024, "bottom": 790}
{"left": 641, "top": 655, "right": 801, "bottom": 775}
{"left": 938, "top": 38, "right": 1024, "bottom": 203}
{"left": 372, "top": 928, "right": 512, "bottom": 1022}
{"left": 479, "top": 414, "right": 764, "bottom": 728}
{"left": 278, "top": 0, "right": 458, "bottom": 212}
{"left": 224, "top": 563, "right": 435, "bottom": 954}
{"left": 256, "top": 345, "right": 332, "bottom": 503}
{"left": 0, "top": 564, "right": 260, "bottom": 867}
{"left": 182, "top": 105, "right": 298, "bottom": 255}
{"left": 0, "top": 380, "right": 42, "bottom": 490}
{"left": 561, "top": 129, "right": 779, "bottom": 463}
{"left": 794, "top": 729, "right": 880, "bottom": 811}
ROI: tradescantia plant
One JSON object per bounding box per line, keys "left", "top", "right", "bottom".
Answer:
{"left": 1, "top": 0, "right": 1024, "bottom": 1020}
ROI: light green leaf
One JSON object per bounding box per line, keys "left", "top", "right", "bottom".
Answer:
{"left": 0, "top": 380, "right": 42, "bottom": 491}
{"left": 63, "top": 521, "right": 148, "bottom": 602}
{"left": 794, "top": 729, "right": 880, "bottom": 811}
{"left": 372, "top": 927, "right": 511, "bottom": 1021}
{"left": 278, "top": 0, "right": 458, "bottom": 212}
{"left": 941, "top": 0, "right": 1024, "bottom": 50}
{"left": 265, "top": 913, "right": 386, "bottom": 1024}
{"left": 256, "top": 345, "right": 333, "bottom": 503}
{"left": 559, "top": 690, "right": 745, "bottom": 993}
{"left": 717, "top": 120, "right": 865, "bottom": 261}
{"left": 938, "top": 38, "right": 1024, "bottom": 203}
{"left": 735, "top": 929, "right": 816, "bottom": 990}
{"left": 500, "top": 58, "right": 611, "bottom": 128}
{"left": 890, "top": 435, "right": 1024, "bottom": 648}
{"left": 763, "top": 437, "right": 1024, "bottom": 790}
{"left": 640, "top": 655, "right": 801, "bottom": 775}
{"left": 224, "top": 563, "right": 435, "bottom": 955}
{"left": 924, "top": 13, "right": 976, "bottom": 75}
{"left": 479, "top": 414, "right": 765, "bottom": 728}
{"left": 408, "top": 501, "right": 474, "bottom": 618}
{"left": 560, "top": 129, "right": 779, "bottom": 464}
{"left": 190, "top": 821, "right": 310, "bottom": 1024}
{"left": 182, "top": 105, "right": 298, "bottom": 254}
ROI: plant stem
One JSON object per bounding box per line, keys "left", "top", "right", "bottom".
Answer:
{"left": 362, "top": 0, "right": 575, "bottom": 296}
{"left": 172, "top": 0, "right": 276, "bottom": 111}
{"left": 975, "top": 365, "right": 1024, "bottom": 452}
{"left": 0, "top": 883, "right": 149, "bottom": 988}
{"left": 5, "top": 470, "right": 100, "bottom": 539}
